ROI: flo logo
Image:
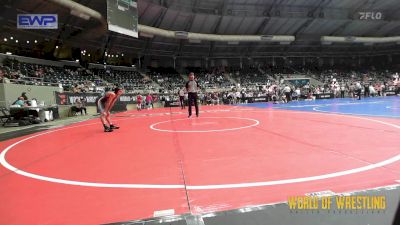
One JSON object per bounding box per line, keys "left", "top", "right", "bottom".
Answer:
{"left": 58, "top": 94, "right": 67, "bottom": 105}
{"left": 359, "top": 12, "right": 383, "bottom": 20}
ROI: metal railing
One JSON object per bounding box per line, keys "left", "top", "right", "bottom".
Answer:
{"left": 5, "top": 77, "right": 60, "bottom": 87}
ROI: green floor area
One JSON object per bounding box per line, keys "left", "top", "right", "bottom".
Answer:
{"left": 0, "top": 114, "right": 96, "bottom": 140}
{"left": 109, "top": 186, "right": 400, "bottom": 225}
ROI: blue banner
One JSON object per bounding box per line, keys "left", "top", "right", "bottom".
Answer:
{"left": 17, "top": 14, "right": 58, "bottom": 29}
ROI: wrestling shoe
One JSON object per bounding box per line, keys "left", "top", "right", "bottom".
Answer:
{"left": 104, "top": 127, "right": 113, "bottom": 132}
{"left": 110, "top": 124, "right": 120, "bottom": 129}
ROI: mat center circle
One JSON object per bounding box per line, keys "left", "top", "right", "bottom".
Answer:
{"left": 150, "top": 117, "right": 260, "bottom": 133}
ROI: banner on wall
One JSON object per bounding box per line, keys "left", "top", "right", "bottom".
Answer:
{"left": 286, "top": 79, "right": 310, "bottom": 87}
{"left": 55, "top": 92, "right": 137, "bottom": 106}
{"left": 315, "top": 93, "right": 334, "bottom": 99}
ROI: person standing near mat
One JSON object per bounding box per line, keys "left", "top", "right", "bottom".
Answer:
{"left": 136, "top": 93, "right": 143, "bottom": 111}
{"left": 283, "top": 84, "right": 291, "bottom": 103}
{"left": 186, "top": 72, "right": 199, "bottom": 118}
{"left": 179, "top": 88, "right": 185, "bottom": 109}
{"left": 355, "top": 82, "right": 362, "bottom": 100}
{"left": 98, "top": 87, "right": 124, "bottom": 132}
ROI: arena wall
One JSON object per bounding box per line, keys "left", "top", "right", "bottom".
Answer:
{"left": 0, "top": 83, "right": 61, "bottom": 107}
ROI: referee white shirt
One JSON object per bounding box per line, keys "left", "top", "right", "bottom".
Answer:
{"left": 186, "top": 80, "right": 199, "bottom": 93}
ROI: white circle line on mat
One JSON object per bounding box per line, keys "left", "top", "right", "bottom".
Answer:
{"left": 313, "top": 105, "right": 400, "bottom": 118}
{"left": 0, "top": 110, "right": 399, "bottom": 189}
{"left": 386, "top": 106, "right": 400, "bottom": 109}
{"left": 149, "top": 117, "right": 260, "bottom": 133}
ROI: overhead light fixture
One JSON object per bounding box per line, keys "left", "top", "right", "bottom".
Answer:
{"left": 70, "top": 9, "right": 91, "bottom": 20}
{"left": 261, "top": 35, "right": 274, "bottom": 41}
{"left": 34, "top": 40, "right": 38, "bottom": 43}
{"left": 116, "top": 55, "right": 118, "bottom": 58}
{"left": 140, "top": 32, "right": 154, "bottom": 38}
{"left": 75, "top": 59, "right": 79, "bottom": 62}
{"left": 6, "top": 52, "right": 12, "bottom": 55}
{"left": 56, "top": 45, "right": 59, "bottom": 49}
{"left": 27, "top": 40, "right": 30, "bottom": 44}
{"left": 10, "top": 37, "right": 13, "bottom": 40}
{"left": 88, "top": 53, "right": 90, "bottom": 56}
{"left": 189, "top": 39, "right": 201, "bottom": 44}
{"left": 175, "top": 31, "right": 189, "bottom": 39}
{"left": 121, "top": 53, "right": 124, "bottom": 56}
{"left": 345, "top": 36, "right": 356, "bottom": 42}
{"left": 3, "top": 38, "right": 7, "bottom": 42}
{"left": 15, "top": 40, "right": 19, "bottom": 43}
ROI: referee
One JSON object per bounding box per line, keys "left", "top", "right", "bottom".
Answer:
{"left": 355, "top": 82, "right": 362, "bottom": 100}
{"left": 186, "top": 72, "right": 199, "bottom": 118}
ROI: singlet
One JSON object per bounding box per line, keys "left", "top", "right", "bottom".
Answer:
{"left": 99, "top": 92, "right": 111, "bottom": 105}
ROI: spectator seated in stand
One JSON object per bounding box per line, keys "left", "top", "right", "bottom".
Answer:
{"left": 73, "top": 98, "right": 87, "bottom": 115}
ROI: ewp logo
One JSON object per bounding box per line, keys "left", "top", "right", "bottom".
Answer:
{"left": 17, "top": 14, "right": 58, "bottom": 29}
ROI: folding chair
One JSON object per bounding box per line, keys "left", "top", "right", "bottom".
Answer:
{"left": 0, "top": 107, "right": 13, "bottom": 126}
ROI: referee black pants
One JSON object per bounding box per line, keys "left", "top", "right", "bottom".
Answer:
{"left": 179, "top": 96, "right": 185, "bottom": 109}
{"left": 285, "top": 92, "right": 291, "bottom": 102}
{"left": 188, "top": 92, "right": 199, "bottom": 116}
